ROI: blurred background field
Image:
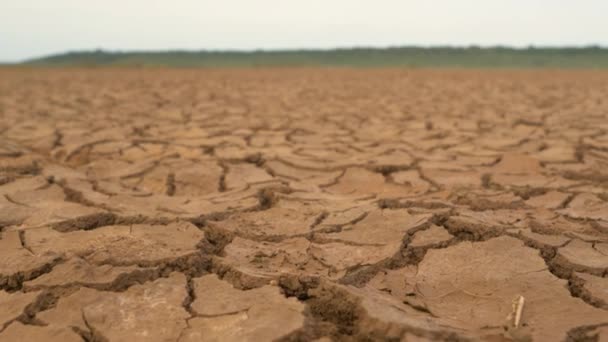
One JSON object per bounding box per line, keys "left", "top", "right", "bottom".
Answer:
{"left": 21, "top": 46, "right": 608, "bottom": 68}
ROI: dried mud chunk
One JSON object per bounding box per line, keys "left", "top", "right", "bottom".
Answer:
{"left": 418, "top": 159, "right": 471, "bottom": 172}
{"left": 183, "top": 274, "right": 305, "bottom": 341}
{"left": 222, "top": 237, "right": 325, "bottom": 278}
{"left": 0, "top": 290, "right": 40, "bottom": 327}
{"left": 82, "top": 158, "right": 145, "bottom": 180}
{"left": 524, "top": 190, "right": 570, "bottom": 209}
{"left": 555, "top": 239, "right": 608, "bottom": 275}
{"left": 131, "top": 159, "right": 224, "bottom": 196}
{"left": 453, "top": 191, "right": 524, "bottom": 210}
{"left": 536, "top": 144, "right": 577, "bottom": 163}
{"left": 0, "top": 195, "right": 35, "bottom": 226}
{"left": 409, "top": 225, "right": 453, "bottom": 248}
{"left": 574, "top": 272, "right": 608, "bottom": 308}
{"left": 494, "top": 171, "right": 578, "bottom": 190}
{"left": 422, "top": 169, "right": 482, "bottom": 189}
{"left": 412, "top": 236, "right": 608, "bottom": 341}
{"left": 443, "top": 209, "right": 524, "bottom": 239}
{"left": 492, "top": 153, "right": 542, "bottom": 174}
{"left": 0, "top": 231, "right": 60, "bottom": 290}
{"left": 92, "top": 193, "right": 222, "bottom": 218}
{"left": 488, "top": 153, "right": 576, "bottom": 188}
{"left": 326, "top": 167, "right": 408, "bottom": 197}
{"left": 224, "top": 163, "right": 274, "bottom": 190}
{"left": 127, "top": 165, "right": 171, "bottom": 194}
{"left": 366, "top": 149, "right": 414, "bottom": 170}
{"left": 38, "top": 273, "right": 188, "bottom": 342}
{"left": 0, "top": 322, "right": 81, "bottom": 342}
{"left": 249, "top": 131, "right": 287, "bottom": 147}
{"left": 60, "top": 136, "right": 124, "bottom": 166}
{"left": 379, "top": 195, "right": 453, "bottom": 213}
{"left": 315, "top": 204, "right": 372, "bottom": 229}
{"left": 327, "top": 284, "right": 471, "bottom": 340}
{"left": 491, "top": 172, "right": 556, "bottom": 188}
{"left": 0, "top": 141, "right": 25, "bottom": 158}
{"left": 527, "top": 213, "right": 599, "bottom": 236}
{"left": 558, "top": 193, "right": 608, "bottom": 222}
{"left": 265, "top": 160, "right": 341, "bottom": 183}
{"left": 317, "top": 209, "right": 431, "bottom": 245}
{"left": 28, "top": 221, "right": 204, "bottom": 265}
{"left": 0, "top": 182, "right": 103, "bottom": 225}
{"left": 475, "top": 135, "right": 526, "bottom": 150}
{"left": 0, "top": 175, "right": 48, "bottom": 196}
{"left": 172, "top": 161, "right": 224, "bottom": 196}
{"left": 3, "top": 184, "right": 65, "bottom": 202}
{"left": 596, "top": 242, "right": 608, "bottom": 255}
{"left": 22, "top": 202, "right": 104, "bottom": 228}
{"left": 0, "top": 154, "right": 41, "bottom": 175}
{"left": 294, "top": 146, "right": 359, "bottom": 163}
{"left": 367, "top": 266, "right": 418, "bottom": 300}
{"left": 507, "top": 228, "right": 570, "bottom": 248}
{"left": 23, "top": 257, "right": 152, "bottom": 290}
{"left": 210, "top": 207, "right": 317, "bottom": 239}
{"left": 454, "top": 154, "right": 500, "bottom": 167}
{"left": 391, "top": 170, "right": 431, "bottom": 194}
{"left": 309, "top": 242, "right": 400, "bottom": 275}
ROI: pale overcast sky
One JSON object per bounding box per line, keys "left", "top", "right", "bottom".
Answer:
{"left": 1, "top": 0, "right": 607, "bottom": 62}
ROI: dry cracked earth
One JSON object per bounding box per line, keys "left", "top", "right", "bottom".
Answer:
{"left": 0, "top": 68, "right": 607, "bottom": 342}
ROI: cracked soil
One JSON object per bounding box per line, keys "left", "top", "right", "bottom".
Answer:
{"left": 0, "top": 68, "right": 607, "bottom": 341}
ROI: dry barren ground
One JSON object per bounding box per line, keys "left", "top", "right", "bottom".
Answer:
{"left": 0, "top": 68, "right": 607, "bottom": 341}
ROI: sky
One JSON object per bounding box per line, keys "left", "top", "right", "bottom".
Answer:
{"left": 2, "top": 0, "right": 607, "bottom": 62}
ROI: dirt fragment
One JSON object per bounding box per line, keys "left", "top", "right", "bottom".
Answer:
{"left": 182, "top": 274, "right": 306, "bottom": 341}
{"left": 37, "top": 273, "right": 189, "bottom": 342}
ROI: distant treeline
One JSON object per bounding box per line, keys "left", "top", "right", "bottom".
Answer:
{"left": 22, "top": 46, "right": 608, "bottom": 68}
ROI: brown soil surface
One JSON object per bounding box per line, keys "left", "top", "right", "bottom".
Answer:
{"left": 1, "top": 68, "right": 607, "bottom": 341}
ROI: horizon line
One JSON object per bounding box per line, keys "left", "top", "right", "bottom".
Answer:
{"left": 7, "top": 43, "right": 608, "bottom": 64}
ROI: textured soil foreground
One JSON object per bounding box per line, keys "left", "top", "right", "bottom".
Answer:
{"left": 0, "top": 68, "right": 607, "bottom": 341}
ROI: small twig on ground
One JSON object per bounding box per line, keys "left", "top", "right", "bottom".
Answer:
{"left": 513, "top": 295, "right": 525, "bottom": 328}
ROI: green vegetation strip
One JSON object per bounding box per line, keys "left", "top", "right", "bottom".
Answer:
{"left": 22, "top": 47, "right": 608, "bottom": 68}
